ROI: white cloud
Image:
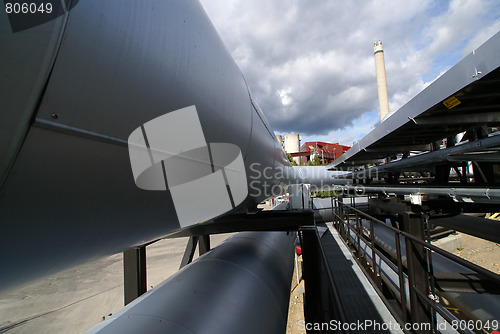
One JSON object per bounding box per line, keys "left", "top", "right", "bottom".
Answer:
{"left": 300, "top": 111, "right": 380, "bottom": 147}
{"left": 278, "top": 88, "right": 293, "bottom": 106}
{"left": 463, "top": 20, "right": 500, "bottom": 54}
{"left": 425, "top": 0, "right": 485, "bottom": 55}
{"left": 389, "top": 79, "right": 431, "bottom": 113}
{"left": 200, "top": 0, "right": 500, "bottom": 141}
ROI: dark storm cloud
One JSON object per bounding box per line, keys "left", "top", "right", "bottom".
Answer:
{"left": 201, "top": 0, "right": 500, "bottom": 138}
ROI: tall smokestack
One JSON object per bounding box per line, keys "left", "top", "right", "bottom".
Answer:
{"left": 284, "top": 134, "right": 301, "bottom": 165}
{"left": 374, "top": 40, "right": 389, "bottom": 121}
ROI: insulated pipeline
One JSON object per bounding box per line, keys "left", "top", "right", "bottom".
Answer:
{"left": 87, "top": 231, "right": 296, "bottom": 334}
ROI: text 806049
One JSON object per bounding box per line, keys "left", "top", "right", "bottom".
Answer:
{"left": 5, "top": 3, "right": 53, "bottom": 14}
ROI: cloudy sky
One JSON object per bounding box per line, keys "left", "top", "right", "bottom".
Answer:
{"left": 199, "top": 0, "right": 500, "bottom": 146}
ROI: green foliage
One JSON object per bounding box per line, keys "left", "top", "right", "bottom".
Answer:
{"left": 287, "top": 152, "right": 298, "bottom": 166}
{"left": 311, "top": 190, "right": 337, "bottom": 198}
{"left": 308, "top": 155, "right": 321, "bottom": 166}
{"left": 307, "top": 155, "right": 329, "bottom": 166}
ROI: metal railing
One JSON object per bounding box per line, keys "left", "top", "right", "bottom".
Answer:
{"left": 331, "top": 197, "right": 500, "bottom": 334}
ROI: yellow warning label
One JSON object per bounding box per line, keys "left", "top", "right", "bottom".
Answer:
{"left": 442, "top": 96, "right": 461, "bottom": 109}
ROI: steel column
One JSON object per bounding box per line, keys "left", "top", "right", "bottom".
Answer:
{"left": 179, "top": 236, "right": 199, "bottom": 269}
{"left": 123, "top": 246, "right": 147, "bottom": 305}
{"left": 400, "top": 213, "right": 432, "bottom": 332}
{"left": 300, "top": 227, "right": 349, "bottom": 333}
{"left": 199, "top": 234, "right": 211, "bottom": 255}
{"left": 394, "top": 232, "right": 408, "bottom": 322}
{"left": 338, "top": 197, "right": 345, "bottom": 239}
{"left": 355, "top": 211, "right": 361, "bottom": 257}
{"left": 300, "top": 229, "right": 323, "bottom": 327}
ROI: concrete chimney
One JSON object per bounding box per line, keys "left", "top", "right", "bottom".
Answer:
{"left": 284, "top": 134, "right": 301, "bottom": 164}
{"left": 374, "top": 41, "right": 389, "bottom": 121}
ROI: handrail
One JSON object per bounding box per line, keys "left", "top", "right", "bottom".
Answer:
{"left": 413, "top": 288, "right": 474, "bottom": 334}
{"left": 334, "top": 201, "right": 500, "bottom": 284}
{"left": 331, "top": 197, "right": 500, "bottom": 331}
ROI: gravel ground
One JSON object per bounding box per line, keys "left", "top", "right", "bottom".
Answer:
{"left": 452, "top": 232, "right": 500, "bottom": 274}
{"left": 286, "top": 253, "right": 305, "bottom": 334}
{"left": 0, "top": 235, "right": 232, "bottom": 334}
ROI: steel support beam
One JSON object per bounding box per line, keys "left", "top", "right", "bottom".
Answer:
{"left": 300, "top": 229, "right": 322, "bottom": 327}
{"left": 368, "top": 197, "right": 408, "bottom": 214}
{"left": 179, "top": 234, "right": 211, "bottom": 269}
{"left": 365, "top": 144, "right": 431, "bottom": 153}
{"left": 339, "top": 134, "right": 500, "bottom": 178}
{"left": 400, "top": 213, "right": 432, "bottom": 331}
{"left": 431, "top": 214, "right": 500, "bottom": 244}
{"left": 433, "top": 272, "right": 500, "bottom": 294}
{"left": 199, "top": 234, "right": 210, "bottom": 255}
{"left": 123, "top": 246, "right": 147, "bottom": 306}
{"left": 165, "top": 210, "right": 315, "bottom": 238}
{"left": 179, "top": 236, "right": 199, "bottom": 269}
{"left": 472, "top": 161, "right": 496, "bottom": 184}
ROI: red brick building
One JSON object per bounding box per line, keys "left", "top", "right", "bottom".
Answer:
{"left": 291, "top": 141, "right": 351, "bottom": 164}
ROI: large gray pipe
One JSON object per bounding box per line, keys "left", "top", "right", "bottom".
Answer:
{"left": 0, "top": 0, "right": 291, "bottom": 291}
{"left": 0, "top": 0, "right": 355, "bottom": 292}
{"left": 87, "top": 231, "right": 296, "bottom": 334}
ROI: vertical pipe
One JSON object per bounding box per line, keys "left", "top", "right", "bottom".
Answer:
{"left": 424, "top": 216, "right": 438, "bottom": 332}
{"left": 394, "top": 232, "right": 408, "bottom": 323}
{"left": 295, "top": 251, "right": 300, "bottom": 285}
{"left": 333, "top": 197, "right": 338, "bottom": 229}
{"left": 356, "top": 212, "right": 361, "bottom": 257}
{"left": 339, "top": 199, "right": 345, "bottom": 239}
{"left": 331, "top": 197, "right": 334, "bottom": 226}
{"left": 370, "top": 220, "right": 377, "bottom": 277}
